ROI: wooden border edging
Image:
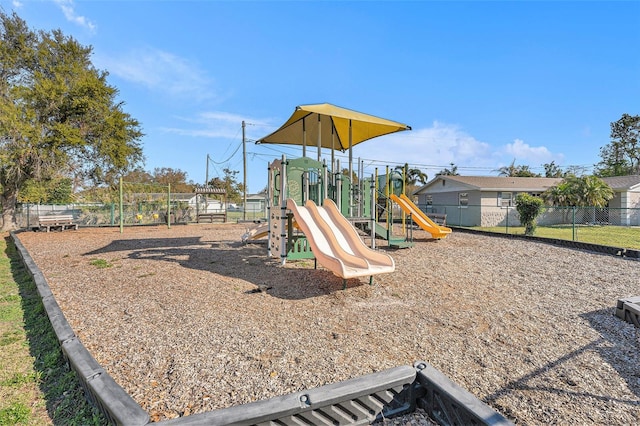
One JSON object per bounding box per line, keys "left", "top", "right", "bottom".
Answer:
{"left": 11, "top": 231, "right": 513, "bottom": 426}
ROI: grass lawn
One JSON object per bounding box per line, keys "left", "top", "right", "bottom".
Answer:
{"left": 0, "top": 234, "right": 106, "bottom": 425}
{"left": 470, "top": 225, "right": 640, "bottom": 250}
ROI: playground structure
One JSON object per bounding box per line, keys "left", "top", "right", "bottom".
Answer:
{"left": 263, "top": 155, "right": 401, "bottom": 284}
{"left": 242, "top": 103, "right": 451, "bottom": 282}
{"left": 241, "top": 152, "right": 452, "bottom": 284}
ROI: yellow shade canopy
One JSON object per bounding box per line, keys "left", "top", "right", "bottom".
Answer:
{"left": 255, "top": 103, "right": 411, "bottom": 152}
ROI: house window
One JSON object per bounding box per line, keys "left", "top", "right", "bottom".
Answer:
{"left": 425, "top": 195, "right": 433, "bottom": 205}
{"left": 498, "top": 191, "right": 512, "bottom": 207}
{"left": 459, "top": 192, "right": 468, "bottom": 207}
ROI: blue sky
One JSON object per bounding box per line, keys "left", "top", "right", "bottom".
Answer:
{"left": 3, "top": 0, "right": 639, "bottom": 193}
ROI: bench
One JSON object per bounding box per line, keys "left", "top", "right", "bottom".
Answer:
{"left": 197, "top": 213, "right": 226, "bottom": 223}
{"left": 37, "top": 214, "right": 78, "bottom": 232}
{"left": 427, "top": 213, "right": 447, "bottom": 226}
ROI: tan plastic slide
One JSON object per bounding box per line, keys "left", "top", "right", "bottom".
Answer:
{"left": 390, "top": 193, "right": 452, "bottom": 239}
{"left": 241, "top": 223, "right": 270, "bottom": 242}
{"left": 286, "top": 198, "right": 395, "bottom": 279}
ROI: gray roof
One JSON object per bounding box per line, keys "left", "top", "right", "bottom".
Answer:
{"left": 416, "top": 176, "right": 563, "bottom": 194}
{"left": 415, "top": 174, "right": 640, "bottom": 195}
{"left": 601, "top": 175, "right": 640, "bottom": 191}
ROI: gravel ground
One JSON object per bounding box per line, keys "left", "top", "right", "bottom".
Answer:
{"left": 15, "top": 224, "right": 640, "bottom": 424}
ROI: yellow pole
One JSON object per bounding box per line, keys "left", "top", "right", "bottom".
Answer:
{"left": 402, "top": 163, "right": 407, "bottom": 233}
{"left": 385, "top": 165, "right": 390, "bottom": 234}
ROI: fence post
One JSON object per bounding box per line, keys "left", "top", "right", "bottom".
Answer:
{"left": 572, "top": 206, "right": 576, "bottom": 241}
{"left": 119, "top": 177, "right": 124, "bottom": 234}
{"left": 167, "top": 183, "right": 171, "bottom": 229}
{"left": 506, "top": 207, "right": 509, "bottom": 234}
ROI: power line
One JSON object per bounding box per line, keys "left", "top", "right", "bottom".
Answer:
{"left": 209, "top": 141, "right": 243, "bottom": 165}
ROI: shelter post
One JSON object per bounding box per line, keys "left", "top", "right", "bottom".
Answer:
{"left": 348, "top": 119, "right": 353, "bottom": 217}
{"left": 280, "top": 155, "right": 287, "bottom": 265}
{"left": 317, "top": 114, "right": 321, "bottom": 162}
{"left": 336, "top": 159, "right": 342, "bottom": 212}
{"left": 302, "top": 117, "right": 306, "bottom": 157}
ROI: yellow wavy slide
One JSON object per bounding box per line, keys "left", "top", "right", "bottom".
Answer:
{"left": 286, "top": 198, "right": 395, "bottom": 279}
{"left": 390, "top": 193, "right": 452, "bottom": 239}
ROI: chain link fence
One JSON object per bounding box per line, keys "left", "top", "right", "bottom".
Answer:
{"left": 15, "top": 201, "right": 268, "bottom": 229}
{"left": 419, "top": 204, "right": 640, "bottom": 249}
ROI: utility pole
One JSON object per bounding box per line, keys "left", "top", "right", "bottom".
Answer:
{"left": 242, "top": 121, "right": 247, "bottom": 221}
{"left": 205, "top": 154, "right": 209, "bottom": 185}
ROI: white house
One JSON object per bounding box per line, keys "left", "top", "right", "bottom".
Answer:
{"left": 602, "top": 175, "right": 640, "bottom": 225}
{"left": 414, "top": 175, "right": 640, "bottom": 227}
{"left": 414, "top": 176, "right": 562, "bottom": 227}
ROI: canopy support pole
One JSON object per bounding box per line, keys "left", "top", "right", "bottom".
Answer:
{"left": 348, "top": 119, "right": 353, "bottom": 217}
{"left": 331, "top": 127, "right": 335, "bottom": 176}
{"left": 317, "top": 114, "right": 322, "bottom": 162}
{"left": 302, "top": 117, "right": 306, "bottom": 157}
{"left": 336, "top": 159, "right": 342, "bottom": 212}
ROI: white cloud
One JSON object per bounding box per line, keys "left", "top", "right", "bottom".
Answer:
{"left": 53, "top": 0, "right": 96, "bottom": 32}
{"left": 161, "top": 111, "right": 274, "bottom": 139}
{"left": 12, "top": 0, "right": 23, "bottom": 8}
{"left": 351, "top": 121, "right": 494, "bottom": 175}
{"left": 502, "top": 138, "right": 563, "bottom": 165}
{"left": 98, "top": 47, "right": 215, "bottom": 101}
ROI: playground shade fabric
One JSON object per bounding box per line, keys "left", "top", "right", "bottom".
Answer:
{"left": 255, "top": 103, "right": 411, "bottom": 151}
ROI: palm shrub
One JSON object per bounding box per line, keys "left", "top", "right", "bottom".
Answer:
{"left": 516, "top": 193, "right": 544, "bottom": 236}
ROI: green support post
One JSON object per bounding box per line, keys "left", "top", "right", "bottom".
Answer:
{"left": 167, "top": 183, "right": 171, "bottom": 229}
{"left": 119, "top": 177, "right": 124, "bottom": 233}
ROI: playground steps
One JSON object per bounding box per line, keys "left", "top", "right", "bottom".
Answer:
{"left": 615, "top": 296, "right": 640, "bottom": 328}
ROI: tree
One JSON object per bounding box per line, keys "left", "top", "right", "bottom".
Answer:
{"left": 542, "top": 179, "right": 577, "bottom": 207}
{"left": 0, "top": 12, "right": 143, "bottom": 230}
{"left": 47, "top": 177, "right": 74, "bottom": 204}
{"left": 543, "top": 161, "right": 564, "bottom": 178}
{"left": 394, "top": 164, "right": 428, "bottom": 195}
{"left": 542, "top": 175, "right": 614, "bottom": 223}
{"left": 208, "top": 168, "right": 245, "bottom": 203}
{"left": 576, "top": 175, "right": 614, "bottom": 208}
{"left": 595, "top": 114, "right": 640, "bottom": 177}
{"left": 515, "top": 193, "right": 544, "bottom": 236}
{"left": 122, "top": 167, "right": 153, "bottom": 184}
{"left": 340, "top": 168, "right": 358, "bottom": 184}
{"left": 17, "top": 176, "right": 73, "bottom": 204}
{"left": 495, "top": 159, "right": 540, "bottom": 177}
{"left": 152, "top": 167, "right": 194, "bottom": 193}
{"left": 437, "top": 163, "right": 459, "bottom": 176}
{"left": 512, "top": 165, "right": 538, "bottom": 177}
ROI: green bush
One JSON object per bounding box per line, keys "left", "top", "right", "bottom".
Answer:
{"left": 516, "top": 193, "right": 544, "bottom": 236}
